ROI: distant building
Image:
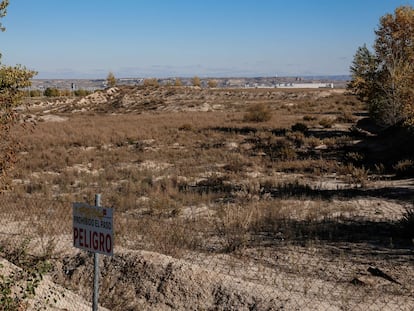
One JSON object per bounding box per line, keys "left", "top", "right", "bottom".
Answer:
{"left": 275, "top": 83, "right": 334, "bottom": 89}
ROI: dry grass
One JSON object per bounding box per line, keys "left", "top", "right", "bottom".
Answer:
{"left": 9, "top": 88, "right": 411, "bottom": 237}
{"left": 2, "top": 86, "right": 413, "bottom": 309}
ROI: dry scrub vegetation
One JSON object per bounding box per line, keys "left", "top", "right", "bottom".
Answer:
{"left": 1, "top": 86, "right": 413, "bottom": 310}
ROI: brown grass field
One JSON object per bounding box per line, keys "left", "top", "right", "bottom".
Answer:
{"left": 0, "top": 85, "right": 413, "bottom": 310}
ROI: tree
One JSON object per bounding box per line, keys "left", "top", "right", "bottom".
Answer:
{"left": 0, "top": 0, "right": 36, "bottom": 188}
{"left": 106, "top": 71, "right": 116, "bottom": 87}
{"left": 348, "top": 45, "right": 384, "bottom": 121}
{"left": 207, "top": 79, "right": 218, "bottom": 88}
{"left": 143, "top": 78, "right": 159, "bottom": 87}
{"left": 192, "top": 76, "right": 201, "bottom": 87}
{"left": 0, "top": 0, "right": 7, "bottom": 60}
{"left": 348, "top": 6, "right": 414, "bottom": 127}
{"left": 174, "top": 78, "right": 182, "bottom": 87}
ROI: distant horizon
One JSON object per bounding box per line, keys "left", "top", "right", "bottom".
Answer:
{"left": 31, "top": 70, "right": 353, "bottom": 80}
{"left": 31, "top": 74, "right": 351, "bottom": 81}
{"left": 2, "top": 0, "right": 413, "bottom": 79}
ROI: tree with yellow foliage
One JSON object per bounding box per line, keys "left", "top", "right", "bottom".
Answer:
{"left": 348, "top": 6, "right": 414, "bottom": 127}
{"left": 174, "top": 78, "right": 182, "bottom": 87}
{"left": 106, "top": 71, "right": 117, "bottom": 87}
{"left": 207, "top": 79, "right": 218, "bottom": 88}
{"left": 192, "top": 76, "right": 201, "bottom": 87}
{"left": 0, "top": 0, "right": 37, "bottom": 188}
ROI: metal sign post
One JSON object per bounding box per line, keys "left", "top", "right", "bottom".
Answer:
{"left": 93, "top": 194, "right": 101, "bottom": 311}
{"left": 72, "top": 194, "right": 113, "bottom": 311}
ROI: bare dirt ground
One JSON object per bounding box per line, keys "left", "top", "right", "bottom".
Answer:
{"left": 1, "top": 86, "right": 413, "bottom": 310}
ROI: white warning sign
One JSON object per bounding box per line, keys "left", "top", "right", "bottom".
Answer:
{"left": 73, "top": 202, "right": 113, "bottom": 256}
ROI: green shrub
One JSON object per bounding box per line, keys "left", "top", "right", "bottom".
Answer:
{"left": 29, "top": 90, "right": 42, "bottom": 97}
{"left": 0, "top": 239, "right": 52, "bottom": 310}
{"left": 43, "top": 87, "right": 59, "bottom": 97}
{"left": 74, "top": 89, "right": 91, "bottom": 96}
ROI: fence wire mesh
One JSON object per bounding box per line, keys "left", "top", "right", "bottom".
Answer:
{"left": 0, "top": 192, "right": 412, "bottom": 310}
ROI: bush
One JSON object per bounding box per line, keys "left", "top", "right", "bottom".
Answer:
{"left": 291, "top": 122, "right": 308, "bottom": 133}
{"left": 345, "top": 152, "right": 364, "bottom": 164}
{"left": 174, "top": 78, "right": 182, "bottom": 87}
{"left": 400, "top": 205, "right": 414, "bottom": 238}
{"left": 268, "top": 138, "right": 297, "bottom": 161}
{"left": 336, "top": 111, "right": 355, "bottom": 123}
{"left": 29, "top": 90, "right": 42, "bottom": 97}
{"left": 304, "top": 136, "right": 322, "bottom": 148}
{"left": 393, "top": 159, "right": 414, "bottom": 177}
{"left": 143, "top": 78, "right": 159, "bottom": 87}
{"left": 243, "top": 103, "right": 272, "bottom": 122}
{"left": 43, "top": 87, "right": 59, "bottom": 97}
{"left": 207, "top": 79, "right": 217, "bottom": 88}
{"left": 74, "top": 89, "right": 91, "bottom": 97}
{"left": 319, "top": 118, "right": 334, "bottom": 128}
{"left": 192, "top": 76, "right": 201, "bottom": 87}
{"left": 341, "top": 164, "right": 370, "bottom": 187}
{"left": 303, "top": 115, "right": 317, "bottom": 121}
{"left": 178, "top": 123, "right": 193, "bottom": 131}
{"left": 286, "top": 131, "right": 306, "bottom": 147}
{"left": 60, "top": 89, "right": 71, "bottom": 97}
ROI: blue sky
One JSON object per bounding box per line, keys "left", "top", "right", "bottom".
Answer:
{"left": 1, "top": 0, "right": 413, "bottom": 79}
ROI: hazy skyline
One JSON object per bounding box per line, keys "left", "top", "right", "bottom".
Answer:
{"left": 1, "top": 0, "right": 413, "bottom": 79}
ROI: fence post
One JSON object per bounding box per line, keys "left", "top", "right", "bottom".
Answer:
{"left": 93, "top": 194, "right": 101, "bottom": 311}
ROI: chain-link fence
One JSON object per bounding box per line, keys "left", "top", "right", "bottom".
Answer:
{"left": 0, "top": 192, "right": 413, "bottom": 310}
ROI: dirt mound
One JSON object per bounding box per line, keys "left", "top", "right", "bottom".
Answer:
{"left": 28, "top": 86, "right": 343, "bottom": 115}
{"left": 54, "top": 247, "right": 412, "bottom": 311}
{"left": 58, "top": 250, "right": 284, "bottom": 310}
{"left": 0, "top": 257, "right": 108, "bottom": 311}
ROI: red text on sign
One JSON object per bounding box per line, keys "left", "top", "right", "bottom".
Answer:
{"left": 73, "top": 227, "right": 112, "bottom": 254}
